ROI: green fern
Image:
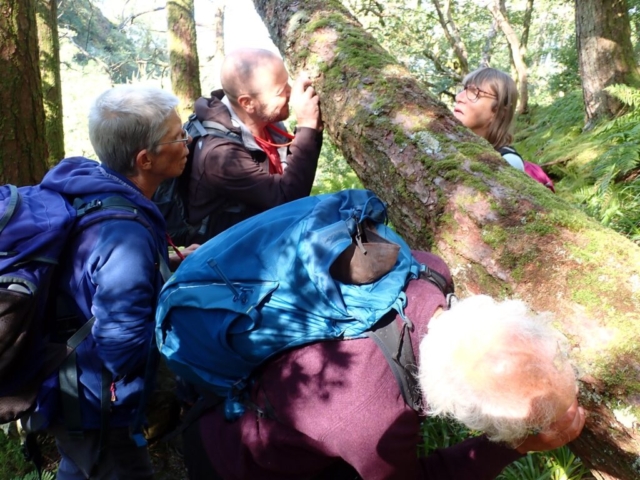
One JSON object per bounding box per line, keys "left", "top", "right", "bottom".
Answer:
{"left": 497, "top": 447, "right": 588, "bottom": 480}
{"left": 418, "top": 415, "right": 475, "bottom": 457}
{"left": 12, "top": 471, "right": 56, "bottom": 480}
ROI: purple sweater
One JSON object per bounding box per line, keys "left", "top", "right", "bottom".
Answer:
{"left": 195, "top": 251, "right": 522, "bottom": 479}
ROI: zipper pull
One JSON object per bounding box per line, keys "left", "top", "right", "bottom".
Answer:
{"left": 110, "top": 382, "right": 117, "bottom": 402}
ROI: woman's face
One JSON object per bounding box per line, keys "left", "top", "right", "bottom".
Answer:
{"left": 453, "top": 83, "right": 497, "bottom": 141}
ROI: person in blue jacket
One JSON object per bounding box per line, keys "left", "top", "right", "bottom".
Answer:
{"left": 29, "top": 84, "right": 197, "bottom": 479}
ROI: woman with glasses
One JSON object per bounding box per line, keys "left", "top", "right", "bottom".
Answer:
{"left": 453, "top": 67, "right": 525, "bottom": 172}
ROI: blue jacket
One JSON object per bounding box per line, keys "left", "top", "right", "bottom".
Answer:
{"left": 35, "top": 157, "right": 168, "bottom": 429}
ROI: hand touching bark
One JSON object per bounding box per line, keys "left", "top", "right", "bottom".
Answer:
{"left": 289, "top": 73, "right": 322, "bottom": 131}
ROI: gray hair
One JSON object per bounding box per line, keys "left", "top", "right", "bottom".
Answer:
{"left": 418, "top": 295, "right": 576, "bottom": 446}
{"left": 88, "top": 84, "right": 180, "bottom": 175}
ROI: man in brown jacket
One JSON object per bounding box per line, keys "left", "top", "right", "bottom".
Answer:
{"left": 187, "top": 48, "right": 323, "bottom": 242}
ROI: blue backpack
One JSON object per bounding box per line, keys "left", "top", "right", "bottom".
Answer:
{"left": 155, "top": 190, "right": 439, "bottom": 420}
{"left": 0, "top": 182, "right": 147, "bottom": 424}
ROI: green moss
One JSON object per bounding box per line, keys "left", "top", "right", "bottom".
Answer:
{"left": 469, "top": 263, "right": 513, "bottom": 299}
{"left": 482, "top": 225, "right": 508, "bottom": 249}
{"left": 547, "top": 209, "right": 591, "bottom": 231}
{"left": 469, "top": 162, "right": 494, "bottom": 176}
{"left": 464, "top": 176, "right": 490, "bottom": 193}
{"left": 304, "top": 13, "right": 344, "bottom": 33}
{"left": 521, "top": 213, "right": 558, "bottom": 236}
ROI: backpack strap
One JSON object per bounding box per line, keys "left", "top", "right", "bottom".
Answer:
{"left": 366, "top": 310, "right": 421, "bottom": 411}
{"left": 59, "top": 195, "right": 166, "bottom": 446}
{"left": 367, "top": 265, "right": 456, "bottom": 412}
{"left": 58, "top": 316, "right": 98, "bottom": 438}
{"left": 186, "top": 114, "right": 243, "bottom": 146}
{"left": 0, "top": 185, "right": 19, "bottom": 233}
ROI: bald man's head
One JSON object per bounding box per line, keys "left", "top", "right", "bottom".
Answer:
{"left": 221, "top": 49, "right": 285, "bottom": 105}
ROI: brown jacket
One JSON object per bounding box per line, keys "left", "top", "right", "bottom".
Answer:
{"left": 187, "top": 91, "right": 322, "bottom": 242}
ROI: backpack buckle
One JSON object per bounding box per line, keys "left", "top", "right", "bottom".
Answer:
{"left": 75, "top": 199, "right": 103, "bottom": 216}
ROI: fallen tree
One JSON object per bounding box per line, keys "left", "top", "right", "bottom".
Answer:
{"left": 253, "top": 1, "right": 640, "bottom": 478}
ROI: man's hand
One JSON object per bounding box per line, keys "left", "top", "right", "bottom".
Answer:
{"left": 289, "top": 73, "right": 322, "bottom": 131}
{"left": 515, "top": 398, "right": 585, "bottom": 454}
{"left": 169, "top": 243, "right": 200, "bottom": 271}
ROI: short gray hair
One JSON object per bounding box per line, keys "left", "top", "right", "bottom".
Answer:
{"left": 88, "top": 84, "right": 180, "bottom": 175}
{"left": 419, "top": 295, "right": 576, "bottom": 446}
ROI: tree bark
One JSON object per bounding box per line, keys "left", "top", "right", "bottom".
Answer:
{"left": 480, "top": 20, "right": 497, "bottom": 68}
{"left": 576, "top": 0, "right": 640, "bottom": 128}
{"left": 0, "top": 0, "right": 48, "bottom": 185}
{"left": 167, "top": 0, "right": 201, "bottom": 120}
{"left": 210, "top": 0, "right": 225, "bottom": 90}
{"left": 253, "top": 1, "right": 640, "bottom": 478}
{"left": 36, "top": 0, "right": 64, "bottom": 166}
{"left": 488, "top": 0, "right": 529, "bottom": 114}
{"left": 520, "top": 0, "right": 535, "bottom": 55}
{"left": 430, "top": 0, "right": 468, "bottom": 75}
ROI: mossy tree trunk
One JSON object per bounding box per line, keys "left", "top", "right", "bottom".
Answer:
{"left": 0, "top": 0, "right": 48, "bottom": 185}
{"left": 253, "top": 1, "right": 640, "bottom": 478}
{"left": 36, "top": 0, "right": 64, "bottom": 166}
{"left": 576, "top": 0, "right": 640, "bottom": 129}
{"left": 167, "top": 0, "right": 201, "bottom": 120}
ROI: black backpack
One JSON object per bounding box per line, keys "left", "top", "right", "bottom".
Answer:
{"left": 152, "top": 115, "right": 243, "bottom": 246}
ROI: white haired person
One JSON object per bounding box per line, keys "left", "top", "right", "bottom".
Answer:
{"left": 22, "top": 85, "right": 198, "bottom": 479}
{"left": 420, "top": 294, "right": 582, "bottom": 454}
{"left": 181, "top": 251, "right": 584, "bottom": 480}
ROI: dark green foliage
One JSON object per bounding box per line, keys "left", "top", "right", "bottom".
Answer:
{"left": 497, "top": 446, "right": 588, "bottom": 480}
{"left": 311, "top": 137, "right": 363, "bottom": 194}
{"left": 546, "top": 35, "right": 582, "bottom": 95}
{"left": 58, "top": 0, "right": 167, "bottom": 83}
{"left": 0, "top": 430, "right": 31, "bottom": 479}
{"left": 418, "top": 415, "right": 473, "bottom": 456}
{"left": 418, "top": 417, "right": 588, "bottom": 479}
{"left": 515, "top": 86, "right": 640, "bottom": 243}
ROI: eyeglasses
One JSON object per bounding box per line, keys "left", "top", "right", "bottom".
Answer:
{"left": 157, "top": 128, "right": 190, "bottom": 146}
{"left": 460, "top": 84, "right": 497, "bottom": 103}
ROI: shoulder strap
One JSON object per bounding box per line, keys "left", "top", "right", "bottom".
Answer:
{"left": 366, "top": 311, "right": 421, "bottom": 411}
{"left": 0, "top": 185, "right": 19, "bottom": 233}
{"left": 186, "top": 114, "right": 243, "bottom": 146}
{"left": 368, "top": 265, "right": 455, "bottom": 412}
{"left": 60, "top": 194, "right": 168, "bottom": 442}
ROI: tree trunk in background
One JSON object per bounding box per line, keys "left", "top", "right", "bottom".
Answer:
{"left": 209, "top": 0, "right": 225, "bottom": 90}
{"left": 0, "top": 0, "right": 48, "bottom": 185}
{"left": 520, "top": 0, "right": 534, "bottom": 55}
{"left": 488, "top": 0, "right": 529, "bottom": 113}
{"left": 576, "top": 0, "right": 639, "bottom": 129}
{"left": 430, "top": 0, "right": 469, "bottom": 75}
{"left": 36, "top": 0, "right": 64, "bottom": 166}
{"left": 480, "top": 20, "right": 497, "bottom": 68}
{"left": 253, "top": 1, "right": 640, "bottom": 478}
{"left": 167, "top": 0, "right": 201, "bottom": 120}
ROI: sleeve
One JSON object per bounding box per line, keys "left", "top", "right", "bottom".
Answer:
{"left": 87, "top": 219, "right": 159, "bottom": 377}
{"left": 202, "top": 127, "right": 322, "bottom": 210}
{"left": 324, "top": 398, "right": 523, "bottom": 480}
